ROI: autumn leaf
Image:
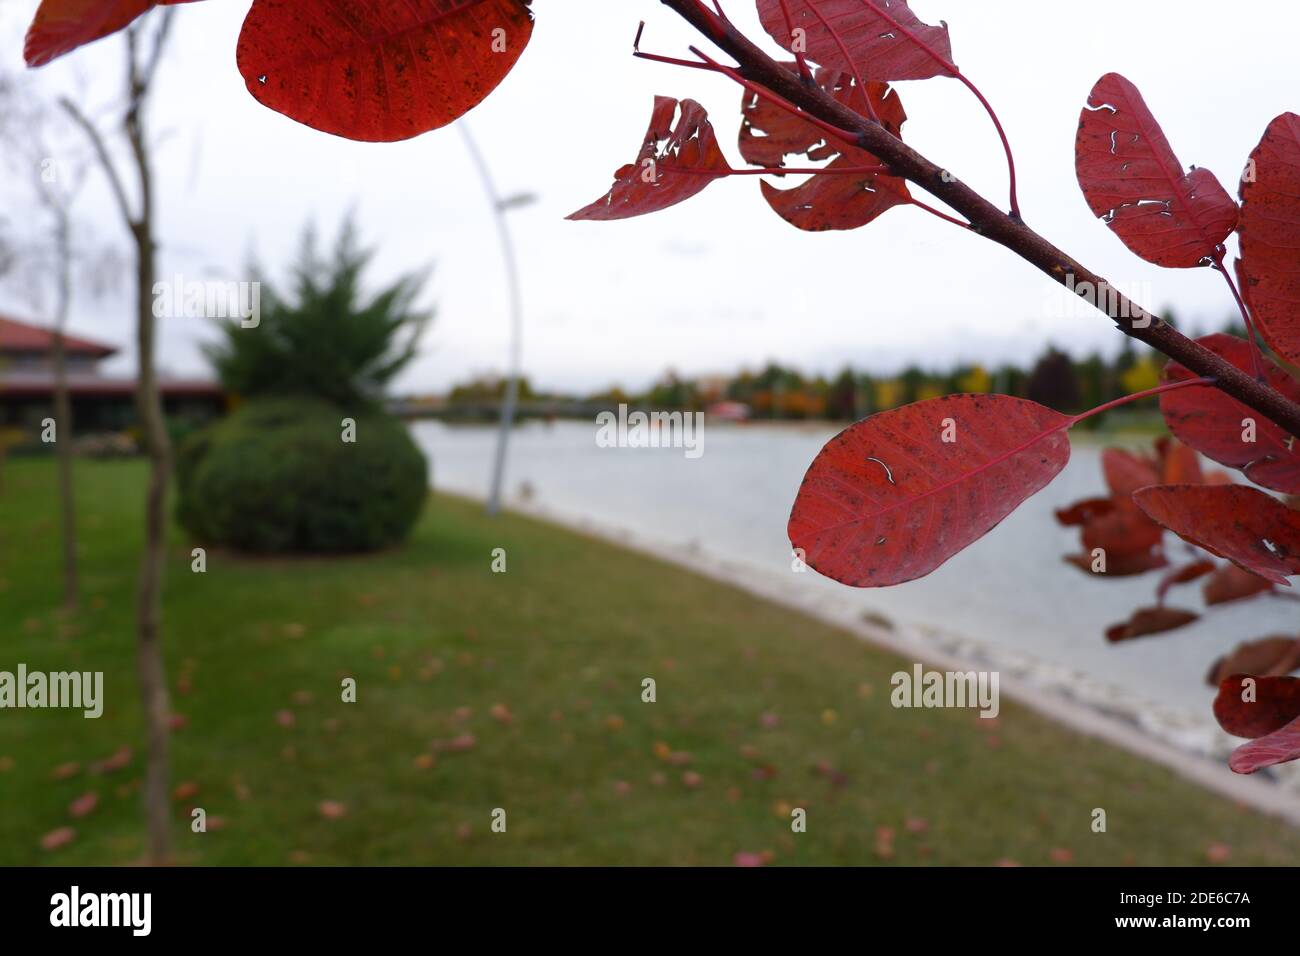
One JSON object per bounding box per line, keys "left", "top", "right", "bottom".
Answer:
{"left": 1159, "top": 441, "right": 1204, "bottom": 484}
{"left": 40, "top": 827, "right": 76, "bottom": 851}
{"left": 317, "top": 800, "right": 348, "bottom": 819}
{"left": 1134, "top": 484, "right": 1300, "bottom": 586}
{"left": 1101, "top": 447, "right": 1158, "bottom": 496}
{"left": 1238, "top": 113, "right": 1300, "bottom": 367}
{"left": 756, "top": 0, "right": 956, "bottom": 82}
{"left": 1154, "top": 559, "right": 1215, "bottom": 603}
{"left": 1206, "top": 636, "right": 1300, "bottom": 687}
{"left": 1063, "top": 550, "right": 1166, "bottom": 577}
{"left": 568, "top": 98, "right": 732, "bottom": 221}
{"left": 24, "top": 0, "right": 200, "bottom": 68}
{"left": 738, "top": 65, "right": 910, "bottom": 231}
{"left": 1203, "top": 563, "right": 1273, "bottom": 606}
{"left": 1055, "top": 497, "right": 1115, "bottom": 527}
{"left": 1076, "top": 73, "right": 1238, "bottom": 267}
{"left": 1160, "top": 333, "right": 1300, "bottom": 492}
{"left": 68, "top": 792, "right": 99, "bottom": 819}
{"left": 1212, "top": 674, "right": 1300, "bottom": 738}
{"left": 1228, "top": 713, "right": 1300, "bottom": 774}
{"left": 236, "top": 0, "right": 534, "bottom": 142}
{"left": 1105, "top": 606, "right": 1198, "bottom": 643}
{"left": 1081, "top": 498, "right": 1163, "bottom": 560}
{"left": 789, "top": 395, "right": 1071, "bottom": 587}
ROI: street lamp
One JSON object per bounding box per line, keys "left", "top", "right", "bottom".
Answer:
{"left": 457, "top": 121, "right": 537, "bottom": 517}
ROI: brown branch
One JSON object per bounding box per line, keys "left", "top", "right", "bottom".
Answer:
{"left": 659, "top": 0, "right": 1300, "bottom": 438}
{"left": 59, "top": 97, "right": 137, "bottom": 228}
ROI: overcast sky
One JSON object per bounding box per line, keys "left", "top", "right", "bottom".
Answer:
{"left": 0, "top": 0, "right": 1293, "bottom": 394}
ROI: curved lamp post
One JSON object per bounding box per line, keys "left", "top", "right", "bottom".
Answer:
{"left": 457, "top": 121, "right": 536, "bottom": 517}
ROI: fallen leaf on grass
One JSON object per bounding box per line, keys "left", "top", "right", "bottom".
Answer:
{"left": 173, "top": 782, "right": 199, "bottom": 802}
{"left": 91, "top": 746, "right": 131, "bottom": 774}
{"left": 41, "top": 827, "right": 75, "bottom": 851}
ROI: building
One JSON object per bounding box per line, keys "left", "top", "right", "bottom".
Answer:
{"left": 0, "top": 314, "right": 225, "bottom": 434}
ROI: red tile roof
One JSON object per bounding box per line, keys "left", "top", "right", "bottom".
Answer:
{"left": 0, "top": 315, "right": 118, "bottom": 358}
{"left": 0, "top": 371, "right": 222, "bottom": 398}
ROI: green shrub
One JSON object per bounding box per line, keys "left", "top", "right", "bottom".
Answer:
{"left": 176, "top": 398, "right": 428, "bottom": 553}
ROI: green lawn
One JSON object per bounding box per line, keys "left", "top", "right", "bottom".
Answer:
{"left": 0, "top": 456, "right": 1296, "bottom": 866}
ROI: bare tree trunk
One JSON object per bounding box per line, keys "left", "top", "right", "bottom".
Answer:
{"left": 131, "top": 213, "right": 172, "bottom": 864}
{"left": 51, "top": 211, "right": 78, "bottom": 613}
{"left": 127, "top": 46, "right": 173, "bottom": 868}
{"left": 64, "top": 14, "right": 176, "bottom": 864}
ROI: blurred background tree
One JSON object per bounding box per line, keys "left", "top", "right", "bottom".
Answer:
{"left": 205, "top": 219, "right": 433, "bottom": 409}
{"left": 179, "top": 219, "right": 432, "bottom": 554}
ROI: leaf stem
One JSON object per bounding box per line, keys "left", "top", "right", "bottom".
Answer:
{"left": 1212, "top": 250, "right": 1266, "bottom": 382}
{"left": 954, "top": 72, "right": 1022, "bottom": 221}
{"left": 1067, "top": 377, "right": 1216, "bottom": 427}
{"left": 776, "top": 0, "right": 815, "bottom": 84}
{"left": 908, "top": 197, "right": 969, "bottom": 229}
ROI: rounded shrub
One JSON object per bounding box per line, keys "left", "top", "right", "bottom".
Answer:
{"left": 176, "top": 397, "right": 428, "bottom": 553}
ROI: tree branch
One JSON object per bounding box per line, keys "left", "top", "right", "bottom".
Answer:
{"left": 659, "top": 0, "right": 1300, "bottom": 438}
{"left": 59, "top": 97, "right": 137, "bottom": 229}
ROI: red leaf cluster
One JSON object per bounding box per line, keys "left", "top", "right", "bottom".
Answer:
{"left": 1213, "top": 675, "right": 1300, "bottom": 773}
{"left": 738, "top": 66, "right": 910, "bottom": 231}
{"left": 1160, "top": 334, "right": 1300, "bottom": 493}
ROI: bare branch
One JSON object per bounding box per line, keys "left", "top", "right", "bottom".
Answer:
{"left": 59, "top": 96, "right": 137, "bottom": 229}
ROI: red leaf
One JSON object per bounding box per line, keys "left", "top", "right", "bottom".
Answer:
{"left": 1160, "top": 333, "right": 1300, "bottom": 492}
{"left": 1063, "top": 550, "right": 1167, "bottom": 576}
{"left": 567, "top": 98, "right": 732, "bottom": 221}
{"left": 788, "top": 395, "right": 1071, "bottom": 587}
{"left": 1155, "top": 559, "right": 1215, "bottom": 603}
{"left": 1133, "top": 484, "right": 1300, "bottom": 586}
{"left": 1206, "top": 637, "right": 1300, "bottom": 687}
{"left": 1075, "top": 73, "right": 1238, "bottom": 267}
{"left": 236, "top": 0, "right": 534, "bottom": 142}
{"left": 1104, "top": 606, "right": 1198, "bottom": 643}
{"left": 1228, "top": 715, "right": 1300, "bottom": 774}
{"left": 1055, "top": 497, "right": 1114, "bottom": 527}
{"left": 756, "top": 0, "right": 956, "bottom": 82}
{"left": 738, "top": 66, "right": 909, "bottom": 232}
{"left": 1214, "top": 674, "right": 1300, "bottom": 738}
{"left": 1081, "top": 498, "right": 1163, "bottom": 559}
{"left": 1202, "top": 563, "right": 1274, "bottom": 606}
{"left": 24, "top": 0, "right": 198, "bottom": 68}
{"left": 1159, "top": 441, "right": 1204, "bottom": 485}
{"left": 1239, "top": 113, "right": 1300, "bottom": 366}
{"left": 40, "top": 827, "right": 76, "bottom": 851}
{"left": 68, "top": 792, "right": 98, "bottom": 819}
{"left": 1101, "top": 447, "right": 1158, "bottom": 496}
